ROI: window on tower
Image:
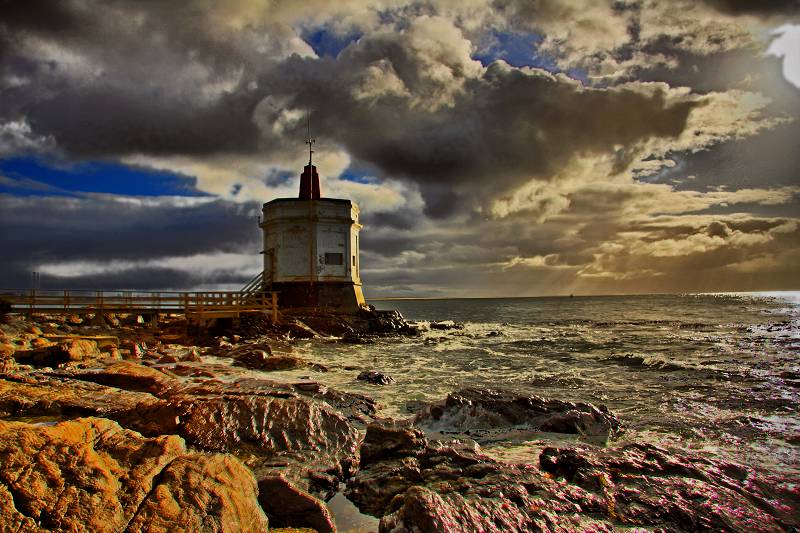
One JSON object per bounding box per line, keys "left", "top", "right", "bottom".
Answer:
{"left": 325, "top": 252, "right": 344, "bottom": 265}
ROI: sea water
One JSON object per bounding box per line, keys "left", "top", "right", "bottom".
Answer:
{"left": 274, "top": 292, "right": 799, "bottom": 483}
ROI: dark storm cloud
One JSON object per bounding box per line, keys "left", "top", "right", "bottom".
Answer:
{"left": 24, "top": 86, "right": 262, "bottom": 158}
{"left": 262, "top": 51, "right": 696, "bottom": 216}
{"left": 1, "top": 0, "right": 798, "bottom": 295}
{"left": 0, "top": 194, "right": 260, "bottom": 288}
{"left": 3, "top": 0, "right": 700, "bottom": 216}
{"left": 702, "top": 0, "right": 800, "bottom": 16}
{"left": 652, "top": 121, "right": 800, "bottom": 192}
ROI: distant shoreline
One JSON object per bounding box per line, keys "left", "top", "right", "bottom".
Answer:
{"left": 367, "top": 290, "right": 800, "bottom": 302}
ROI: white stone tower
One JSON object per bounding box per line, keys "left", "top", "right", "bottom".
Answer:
{"left": 259, "top": 134, "right": 366, "bottom": 311}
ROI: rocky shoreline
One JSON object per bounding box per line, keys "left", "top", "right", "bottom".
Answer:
{"left": 0, "top": 309, "right": 796, "bottom": 532}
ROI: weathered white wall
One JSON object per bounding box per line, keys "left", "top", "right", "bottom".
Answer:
{"left": 261, "top": 198, "right": 361, "bottom": 284}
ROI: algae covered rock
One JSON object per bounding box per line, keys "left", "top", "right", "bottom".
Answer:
{"left": 0, "top": 417, "right": 268, "bottom": 532}
{"left": 126, "top": 453, "right": 270, "bottom": 533}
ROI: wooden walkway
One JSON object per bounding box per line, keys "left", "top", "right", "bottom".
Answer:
{"left": 1, "top": 288, "right": 279, "bottom": 325}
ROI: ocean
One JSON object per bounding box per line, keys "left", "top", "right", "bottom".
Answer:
{"left": 274, "top": 292, "right": 799, "bottom": 483}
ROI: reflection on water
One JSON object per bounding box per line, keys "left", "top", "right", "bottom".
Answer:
{"left": 326, "top": 489, "right": 379, "bottom": 533}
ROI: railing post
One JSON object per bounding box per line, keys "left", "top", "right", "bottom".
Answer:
{"left": 271, "top": 292, "right": 278, "bottom": 324}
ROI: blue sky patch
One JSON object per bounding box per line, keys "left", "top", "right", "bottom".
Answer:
{"left": 303, "top": 28, "right": 362, "bottom": 58}
{"left": 475, "top": 31, "right": 552, "bottom": 70}
{"left": 475, "top": 31, "right": 588, "bottom": 84}
{"left": 339, "top": 165, "right": 375, "bottom": 184}
{"left": 0, "top": 157, "right": 208, "bottom": 197}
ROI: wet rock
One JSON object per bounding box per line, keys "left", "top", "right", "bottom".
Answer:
{"left": 257, "top": 474, "right": 335, "bottom": 533}
{"left": 157, "top": 353, "right": 179, "bottom": 364}
{"left": 236, "top": 354, "right": 311, "bottom": 372}
{"left": 115, "top": 380, "right": 362, "bottom": 494}
{"left": 283, "top": 320, "right": 319, "bottom": 339}
{"left": 359, "top": 421, "right": 427, "bottom": 463}
{"left": 231, "top": 347, "right": 271, "bottom": 368}
{"left": 0, "top": 343, "right": 15, "bottom": 358}
{"left": 0, "top": 355, "right": 16, "bottom": 374}
{"left": 227, "top": 342, "right": 273, "bottom": 358}
{"left": 13, "top": 338, "right": 103, "bottom": 367}
{"left": 126, "top": 453, "right": 270, "bottom": 533}
{"left": 364, "top": 309, "right": 422, "bottom": 335}
{"left": 0, "top": 417, "right": 268, "bottom": 533}
{"left": 539, "top": 442, "right": 796, "bottom": 532}
{"left": 415, "top": 387, "right": 624, "bottom": 441}
{"left": 290, "top": 380, "right": 377, "bottom": 424}
{"left": 181, "top": 348, "right": 202, "bottom": 362}
{"left": 299, "top": 314, "right": 355, "bottom": 337}
{"left": 357, "top": 370, "right": 395, "bottom": 385}
{"left": 0, "top": 373, "right": 160, "bottom": 419}
{"left": 429, "top": 320, "right": 464, "bottom": 331}
{"left": 340, "top": 331, "right": 373, "bottom": 344}
{"left": 348, "top": 424, "right": 794, "bottom": 532}
{"left": 55, "top": 360, "right": 179, "bottom": 396}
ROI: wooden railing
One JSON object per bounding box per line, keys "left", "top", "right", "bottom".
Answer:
{"left": 0, "top": 289, "right": 279, "bottom": 324}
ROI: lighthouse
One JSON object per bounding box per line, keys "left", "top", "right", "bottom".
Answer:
{"left": 259, "top": 134, "right": 366, "bottom": 311}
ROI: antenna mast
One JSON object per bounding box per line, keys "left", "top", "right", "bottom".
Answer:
{"left": 305, "top": 112, "right": 315, "bottom": 165}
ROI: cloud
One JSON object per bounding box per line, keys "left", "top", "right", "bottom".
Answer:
{"left": 0, "top": 193, "right": 262, "bottom": 289}
{"left": 1, "top": 0, "right": 798, "bottom": 296}
{"left": 767, "top": 24, "right": 800, "bottom": 88}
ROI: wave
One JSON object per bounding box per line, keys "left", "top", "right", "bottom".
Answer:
{"left": 602, "top": 353, "right": 694, "bottom": 372}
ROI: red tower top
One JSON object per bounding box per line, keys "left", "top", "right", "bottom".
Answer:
{"left": 299, "top": 116, "right": 321, "bottom": 199}
{"left": 299, "top": 164, "right": 321, "bottom": 199}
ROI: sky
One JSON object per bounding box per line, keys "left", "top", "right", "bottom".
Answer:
{"left": 0, "top": 0, "right": 799, "bottom": 297}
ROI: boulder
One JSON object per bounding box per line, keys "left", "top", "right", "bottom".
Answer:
{"left": 157, "top": 353, "right": 180, "bottom": 364}
{"left": 238, "top": 354, "right": 311, "bottom": 372}
{"left": 257, "top": 475, "right": 335, "bottom": 533}
{"left": 180, "top": 348, "right": 202, "bottom": 362}
{"left": 359, "top": 421, "right": 427, "bottom": 464}
{"left": 414, "top": 388, "right": 624, "bottom": 442}
{"left": 232, "top": 348, "right": 271, "bottom": 369}
{"left": 126, "top": 453, "right": 270, "bottom": 533}
{"left": 298, "top": 314, "right": 355, "bottom": 337}
{"left": 539, "top": 443, "right": 798, "bottom": 532}
{"left": 290, "top": 380, "right": 377, "bottom": 424}
{"left": 57, "top": 360, "right": 179, "bottom": 395}
{"left": 115, "top": 380, "right": 362, "bottom": 494}
{"left": 0, "top": 374, "right": 160, "bottom": 419}
{"left": 0, "top": 417, "right": 268, "bottom": 532}
{"left": 282, "top": 320, "right": 319, "bottom": 339}
{"left": 0, "top": 343, "right": 15, "bottom": 358}
{"left": 340, "top": 331, "right": 373, "bottom": 344}
{"left": 12, "top": 338, "right": 103, "bottom": 367}
{"left": 357, "top": 370, "right": 395, "bottom": 385}
{"left": 429, "top": 320, "right": 464, "bottom": 331}
{"left": 76, "top": 339, "right": 104, "bottom": 356}
{"left": 0, "top": 355, "right": 17, "bottom": 374}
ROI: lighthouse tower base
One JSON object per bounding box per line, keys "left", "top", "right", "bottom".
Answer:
{"left": 269, "top": 281, "right": 366, "bottom": 313}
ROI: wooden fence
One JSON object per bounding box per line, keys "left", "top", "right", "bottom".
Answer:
{"left": 0, "top": 289, "right": 279, "bottom": 324}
